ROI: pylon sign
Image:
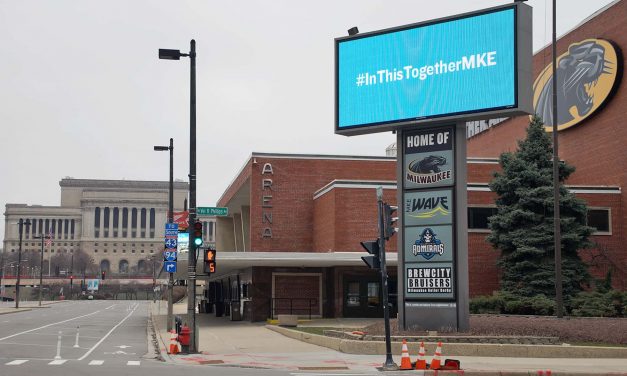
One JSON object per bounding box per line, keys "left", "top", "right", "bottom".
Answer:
{"left": 398, "top": 124, "right": 469, "bottom": 331}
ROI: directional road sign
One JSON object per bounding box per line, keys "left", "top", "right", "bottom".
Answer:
{"left": 197, "top": 207, "right": 228, "bottom": 216}
{"left": 165, "top": 238, "right": 177, "bottom": 249}
{"left": 164, "top": 261, "right": 177, "bottom": 273}
{"left": 165, "top": 223, "right": 179, "bottom": 237}
{"left": 163, "top": 251, "right": 177, "bottom": 262}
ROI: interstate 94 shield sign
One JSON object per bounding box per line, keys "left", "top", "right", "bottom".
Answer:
{"left": 404, "top": 126, "right": 455, "bottom": 189}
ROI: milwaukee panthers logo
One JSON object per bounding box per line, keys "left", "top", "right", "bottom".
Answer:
{"left": 533, "top": 39, "right": 620, "bottom": 131}
{"left": 406, "top": 155, "right": 452, "bottom": 185}
{"left": 412, "top": 228, "right": 445, "bottom": 260}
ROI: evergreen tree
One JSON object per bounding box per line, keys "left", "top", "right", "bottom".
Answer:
{"left": 487, "top": 115, "right": 594, "bottom": 299}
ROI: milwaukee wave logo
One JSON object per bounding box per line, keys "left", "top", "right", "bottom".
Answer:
{"left": 412, "top": 228, "right": 445, "bottom": 260}
{"left": 406, "top": 155, "right": 451, "bottom": 185}
{"left": 406, "top": 195, "right": 449, "bottom": 219}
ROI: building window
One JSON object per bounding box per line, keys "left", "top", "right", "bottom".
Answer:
{"left": 149, "top": 208, "right": 155, "bottom": 238}
{"left": 71, "top": 219, "right": 75, "bottom": 239}
{"left": 468, "top": 207, "right": 497, "bottom": 231}
{"left": 57, "top": 219, "right": 62, "bottom": 239}
{"left": 103, "top": 207, "right": 110, "bottom": 238}
{"left": 32, "top": 218, "right": 37, "bottom": 237}
{"left": 113, "top": 208, "right": 119, "bottom": 238}
{"left": 64, "top": 219, "right": 69, "bottom": 239}
{"left": 39, "top": 219, "right": 43, "bottom": 236}
{"left": 94, "top": 208, "right": 100, "bottom": 238}
{"left": 587, "top": 208, "right": 611, "bottom": 234}
{"left": 50, "top": 220, "right": 56, "bottom": 239}
{"left": 132, "top": 208, "right": 137, "bottom": 238}
{"left": 141, "top": 208, "right": 147, "bottom": 238}
{"left": 122, "top": 208, "right": 128, "bottom": 238}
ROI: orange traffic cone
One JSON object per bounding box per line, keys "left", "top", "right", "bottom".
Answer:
{"left": 415, "top": 341, "right": 427, "bottom": 370}
{"left": 168, "top": 330, "right": 179, "bottom": 354}
{"left": 430, "top": 341, "right": 442, "bottom": 370}
{"left": 399, "top": 339, "right": 413, "bottom": 370}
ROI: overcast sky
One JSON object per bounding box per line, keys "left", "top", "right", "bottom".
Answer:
{"left": 0, "top": 0, "right": 616, "bottom": 243}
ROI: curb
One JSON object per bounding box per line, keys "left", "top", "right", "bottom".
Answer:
{"left": 149, "top": 305, "right": 173, "bottom": 363}
{"left": 267, "top": 325, "right": 627, "bottom": 359}
{"left": 0, "top": 308, "right": 32, "bottom": 315}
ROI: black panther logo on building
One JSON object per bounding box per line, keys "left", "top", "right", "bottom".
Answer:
{"left": 534, "top": 39, "right": 620, "bottom": 129}
{"left": 406, "top": 155, "right": 451, "bottom": 185}
{"left": 408, "top": 155, "right": 446, "bottom": 174}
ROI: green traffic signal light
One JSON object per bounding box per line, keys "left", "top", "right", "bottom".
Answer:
{"left": 193, "top": 220, "right": 203, "bottom": 247}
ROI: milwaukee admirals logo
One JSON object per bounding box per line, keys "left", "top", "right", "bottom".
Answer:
{"left": 412, "top": 228, "right": 445, "bottom": 260}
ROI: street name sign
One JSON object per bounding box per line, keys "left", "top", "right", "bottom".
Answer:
{"left": 197, "top": 207, "right": 228, "bottom": 216}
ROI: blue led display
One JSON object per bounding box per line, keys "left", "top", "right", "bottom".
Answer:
{"left": 336, "top": 7, "right": 517, "bottom": 132}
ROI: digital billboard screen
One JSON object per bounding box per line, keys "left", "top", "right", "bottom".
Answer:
{"left": 335, "top": 3, "right": 531, "bottom": 135}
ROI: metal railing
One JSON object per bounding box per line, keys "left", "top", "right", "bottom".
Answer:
{"left": 269, "top": 298, "right": 318, "bottom": 320}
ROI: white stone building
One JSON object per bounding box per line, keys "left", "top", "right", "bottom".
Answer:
{"left": 2, "top": 178, "right": 215, "bottom": 275}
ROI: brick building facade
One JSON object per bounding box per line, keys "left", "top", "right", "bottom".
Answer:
{"left": 203, "top": 1, "right": 625, "bottom": 321}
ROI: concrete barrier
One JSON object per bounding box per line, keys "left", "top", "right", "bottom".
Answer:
{"left": 277, "top": 314, "right": 298, "bottom": 327}
{"left": 267, "top": 325, "right": 627, "bottom": 359}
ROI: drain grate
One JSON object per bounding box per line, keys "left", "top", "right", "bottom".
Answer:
{"left": 298, "top": 366, "right": 350, "bottom": 371}
{"left": 197, "top": 360, "right": 225, "bottom": 365}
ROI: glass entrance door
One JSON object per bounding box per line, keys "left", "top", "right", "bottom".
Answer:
{"left": 343, "top": 277, "right": 383, "bottom": 317}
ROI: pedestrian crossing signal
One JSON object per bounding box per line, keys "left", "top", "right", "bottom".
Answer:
{"left": 204, "top": 248, "right": 216, "bottom": 274}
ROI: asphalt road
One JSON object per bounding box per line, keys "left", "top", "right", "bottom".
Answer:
{"left": 0, "top": 300, "right": 300, "bottom": 376}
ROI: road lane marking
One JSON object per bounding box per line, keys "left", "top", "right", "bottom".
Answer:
{"left": 77, "top": 304, "right": 138, "bottom": 361}
{"left": 88, "top": 360, "right": 104, "bottom": 365}
{"left": 6, "top": 359, "right": 28, "bottom": 365}
{"left": 49, "top": 359, "right": 67, "bottom": 365}
{"left": 104, "top": 304, "right": 116, "bottom": 310}
{"left": 127, "top": 360, "right": 140, "bottom": 366}
{"left": 0, "top": 310, "right": 100, "bottom": 342}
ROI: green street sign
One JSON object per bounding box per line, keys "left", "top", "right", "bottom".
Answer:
{"left": 197, "top": 207, "right": 228, "bottom": 216}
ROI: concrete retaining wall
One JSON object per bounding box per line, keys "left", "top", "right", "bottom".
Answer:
{"left": 267, "top": 325, "right": 627, "bottom": 359}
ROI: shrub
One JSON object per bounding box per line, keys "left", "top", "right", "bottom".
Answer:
{"left": 570, "top": 290, "right": 627, "bottom": 317}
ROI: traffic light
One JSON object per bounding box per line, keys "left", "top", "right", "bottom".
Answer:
{"left": 384, "top": 203, "right": 398, "bottom": 240}
{"left": 193, "top": 220, "right": 203, "bottom": 247}
{"left": 101, "top": 270, "right": 106, "bottom": 280}
{"left": 360, "top": 240, "right": 381, "bottom": 270}
{"left": 203, "top": 247, "right": 217, "bottom": 274}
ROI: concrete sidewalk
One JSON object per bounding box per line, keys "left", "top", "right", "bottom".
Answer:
{"left": 150, "top": 302, "right": 627, "bottom": 374}
{"left": 0, "top": 300, "right": 65, "bottom": 314}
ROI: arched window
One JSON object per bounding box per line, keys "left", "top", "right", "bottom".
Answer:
{"left": 119, "top": 259, "right": 129, "bottom": 274}
{"left": 100, "top": 259, "right": 110, "bottom": 273}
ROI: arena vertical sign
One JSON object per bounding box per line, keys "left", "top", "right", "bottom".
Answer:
{"left": 335, "top": 3, "right": 532, "bottom": 331}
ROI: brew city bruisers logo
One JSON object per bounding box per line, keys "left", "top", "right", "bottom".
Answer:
{"left": 534, "top": 39, "right": 621, "bottom": 131}
{"left": 407, "top": 155, "right": 451, "bottom": 185}
{"left": 407, "top": 266, "right": 452, "bottom": 294}
{"left": 412, "top": 228, "right": 445, "bottom": 260}
{"left": 406, "top": 195, "right": 449, "bottom": 220}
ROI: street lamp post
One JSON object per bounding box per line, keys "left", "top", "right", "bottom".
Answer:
{"left": 159, "top": 39, "right": 198, "bottom": 352}
{"left": 154, "top": 138, "right": 174, "bottom": 331}
{"left": 34, "top": 233, "right": 51, "bottom": 306}
{"left": 16, "top": 219, "right": 31, "bottom": 309}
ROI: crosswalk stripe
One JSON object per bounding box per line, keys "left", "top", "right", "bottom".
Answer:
{"left": 127, "top": 360, "right": 140, "bottom": 366}
{"left": 6, "top": 359, "right": 28, "bottom": 365}
{"left": 49, "top": 359, "right": 67, "bottom": 365}
{"left": 88, "top": 360, "right": 104, "bottom": 365}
